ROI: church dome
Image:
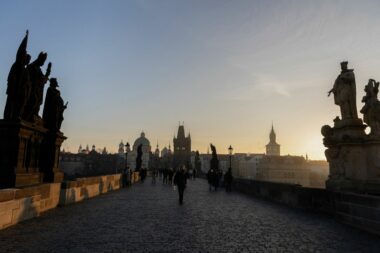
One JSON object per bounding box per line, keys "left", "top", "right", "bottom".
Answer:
{"left": 133, "top": 132, "right": 151, "bottom": 149}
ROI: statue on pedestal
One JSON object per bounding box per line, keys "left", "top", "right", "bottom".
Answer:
{"left": 42, "top": 78, "right": 67, "bottom": 131}
{"left": 322, "top": 61, "right": 380, "bottom": 194}
{"left": 328, "top": 61, "right": 358, "bottom": 121}
{"left": 0, "top": 31, "right": 67, "bottom": 188}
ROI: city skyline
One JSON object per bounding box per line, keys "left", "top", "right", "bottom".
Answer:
{"left": 2, "top": 0, "right": 380, "bottom": 159}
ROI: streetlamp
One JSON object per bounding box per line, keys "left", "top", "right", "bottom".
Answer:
{"left": 125, "top": 142, "right": 130, "bottom": 185}
{"left": 228, "top": 145, "right": 233, "bottom": 171}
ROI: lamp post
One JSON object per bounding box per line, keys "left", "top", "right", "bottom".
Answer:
{"left": 226, "top": 145, "right": 234, "bottom": 192}
{"left": 125, "top": 142, "right": 130, "bottom": 185}
{"left": 228, "top": 145, "right": 233, "bottom": 171}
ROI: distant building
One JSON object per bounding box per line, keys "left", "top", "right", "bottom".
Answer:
{"left": 173, "top": 124, "right": 191, "bottom": 169}
{"left": 233, "top": 153, "right": 264, "bottom": 179}
{"left": 154, "top": 143, "right": 160, "bottom": 157}
{"left": 256, "top": 155, "right": 310, "bottom": 186}
{"left": 60, "top": 149, "right": 123, "bottom": 179}
{"left": 161, "top": 144, "right": 172, "bottom": 157}
{"left": 127, "top": 132, "right": 151, "bottom": 170}
{"left": 77, "top": 144, "right": 90, "bottom": 154}
{"left": 307, "top": 160, "right": 328, "bottom": 188}
{"left": 118, "top": 140, "right": 125, "bottom": 157}
{"left": 266, "top": 124, "right": 280, "bottom": 156}
{"left": 160, "top": 144, "right": 173, "bottom": 169}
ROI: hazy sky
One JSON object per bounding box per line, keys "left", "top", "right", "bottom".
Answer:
{"left": 1, "top": 0, "right": 380, "bottom": 159}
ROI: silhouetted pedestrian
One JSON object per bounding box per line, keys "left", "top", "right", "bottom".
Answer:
{"left": 140, "top": 168, "right": 147, "bottom": 183}
{"left": 213, "top": 170, "right": 220, "bottom": 191}
{"left": 151, "top": 168, "right": 157, "bottom": 184}
{"left": 122, "top": 167, "right": 129, "bottom": 187}
{"left": 168, "top": 169, "right": 174, "bottom": 185}
{"left": 163, "top": 168, "right": 168, "bottom": 184}
{"left": 207, "top": 169, "right": 214, "bottom": 191}
{"left": 224, "top": 168, "right": 233, "bottom": 192}
{"left": 174, "top": 167, "right": 187, "bottom": 205}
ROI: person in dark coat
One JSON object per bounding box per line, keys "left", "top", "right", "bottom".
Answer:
{"left": 224, "top": 168, "right": 233, "bottom": 192}
{"left": 140, "top": 168, "right": 147, "bottom": 183}
{"left": 207, "top": 169, "right": 214, "bottom": 191}
{"left": 168, "top": 168, "right": 174, "bottom": 184}
{"left": 162, "top": 168, "right": 168, "bottom": 184}
{"left": 174, "top": 167, "right": 187, "bottom": 205}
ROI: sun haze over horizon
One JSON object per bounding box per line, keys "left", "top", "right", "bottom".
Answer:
{"left": 1, "top": 0, "right": 380, "bottom": 160}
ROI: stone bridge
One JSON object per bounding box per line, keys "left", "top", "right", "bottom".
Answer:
{"left": 0, "top": 179, "right": 379, "bottom": 253}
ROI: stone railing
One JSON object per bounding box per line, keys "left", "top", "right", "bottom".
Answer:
{"left": 0, "top": 172, "right": 140, "bottom": 230}
{"left": 233, "top": 178, "right": 380, "bottom": 236}
{"left": 0, "top": 183, "right": 61, "bottom": 229}
{"left": 59, "top": 174, "right": 122, "bottom": 205}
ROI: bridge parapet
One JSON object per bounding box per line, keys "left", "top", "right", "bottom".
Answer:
{"left": 0, "top": 171, "right": 140, "bottom": 230}
{"left": 233, "top": 178, "right": 380, "bottom": 236}
{"left": 59, "top": 174, "right": 123, "bottom": 205}
{"left": 0, "top": 183, "right": 60, "bottom": 229}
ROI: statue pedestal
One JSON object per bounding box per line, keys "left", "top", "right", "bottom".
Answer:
{"left": 40, "top": 131, "right": 66, "bottom": 183}
{"left": 323, "top": 120, "right": 380, "bottom": 194}
{"left": 0, "top": 120, "right": 47, "bottom": 188}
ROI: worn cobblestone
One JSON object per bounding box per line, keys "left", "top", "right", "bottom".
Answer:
{"left": 0, "top": 179, "right": 379, "bottom": 253}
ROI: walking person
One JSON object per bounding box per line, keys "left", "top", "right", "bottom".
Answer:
{"left": 213, "top": 170, "right": 220, "bottom": 191}
{"left": 224, "top": 168, "right": 233, "bottom": 192}
{"left": 151, "top": 168, "right": 157, "bottom": 184}
{"left": 162, "top": 168, "right": 168, "bottom": 184}
{"left": 207, "top": 169, "right": 214, "bottom": 191}
{"left": 174, "top": 167, "right": 187, "bottom": 205}
{"left": 168, "top": 168, "right": 174, "bottom": 185}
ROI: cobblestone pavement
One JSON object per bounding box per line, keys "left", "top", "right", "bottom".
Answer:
{"left": 0, "top": 179, "right": 380, "bottom": 253}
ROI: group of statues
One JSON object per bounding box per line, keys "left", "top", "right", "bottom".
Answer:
{"left": 3, "top": 31, "right": 67, "bottom": 131}
{"left": 328, "top": 61, "right": 380, "bottom": 136}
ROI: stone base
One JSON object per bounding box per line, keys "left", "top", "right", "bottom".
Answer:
{"left": 43, "top": 170, "right": 64, "bottom": 184}
{"left": 40, "top": 131, "right": 66, "bottom": 184}
{"left": 0, "top": 120, "right": 47, "bottom": 189}
{"left": 323, "top": 117, "right": 380, "bottom": 194}
{"left": 327, "top": 178, "right": 380, "bottom": 195}
{"left": 15, "top": 173, "right": 43, "bottom": 187}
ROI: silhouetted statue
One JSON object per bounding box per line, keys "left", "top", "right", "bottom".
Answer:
{"left": 360, "top": 79, "right": 380, "bottom": 136}
{"left": 210, "top": 143, "right": 218, "bottom": 165}
{"left": 24, "top": 52, "right": 51, "bottom": 121}
{"left": 136, "top": 144, "right": 143, "bottom": 171}
{"left": 4, "top": 30, "right": 31, "bottom": 120}
{"left": 328, "top": 61, "right": 358, "bottom": 120}
{"left": 209, "top": 143, "right": 220, "bottom": 190}
{"left": 42, "top": 78, "right": 67, "bottom": 131}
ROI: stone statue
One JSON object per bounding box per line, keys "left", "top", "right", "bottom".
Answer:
{"left": 42, "top": 78, "right": 67, "bottom": 131}
{"left": 322, "top": 61, "right": 380, "bottom": 194}
{"left": 3, "top": 31, "right": 31, "bottom": 120}
{"left": 24, "top": 52, "right": 51, "bottom": 121}
{"left": 136, "top": 144, "right": 143, "bottom": 171}
{"left": 210, "top": 144, "right": 217, "bottom": 158}
{"left": 360, "top": 79, "right": 380, "bottom": 136}
{"left": 210, "top": 143, "right": 219, "bottom": 171}
{"left": 328, "top": 61, "right": 358, "bottom": 120}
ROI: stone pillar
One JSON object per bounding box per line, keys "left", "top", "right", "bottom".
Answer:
{"left": 39, "top": 131, "right": 66, "bottom": 183}
{"left": 322, "top": 119, "right": 380, "bottom": 194}
{"left": 0, "top": 120, "right": 47, "bottom": 188}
